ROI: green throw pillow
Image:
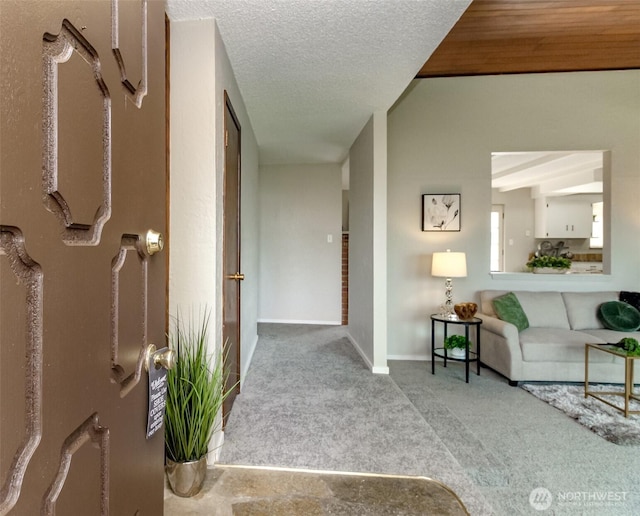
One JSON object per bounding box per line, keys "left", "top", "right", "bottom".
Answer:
{"left": 492, "top": 292, "right": 529, "bottom": 331}
{"left": 597, "top": 301, "right": 640, "bottom": 332}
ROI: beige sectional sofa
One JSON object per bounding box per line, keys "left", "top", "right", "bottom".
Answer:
{"left": 477, "top": 290, "right": 636, "bottom": 385}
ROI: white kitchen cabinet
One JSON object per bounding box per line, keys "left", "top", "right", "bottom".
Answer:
{"left": 535, "top": 197, "right": 592, "bottom": 238}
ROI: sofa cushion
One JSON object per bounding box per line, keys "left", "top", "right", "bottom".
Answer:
{"left": 480, "top": 290, "right": 508, "bottom": 317}
{"left": 562, "top": 291, "right": 618, "bottom": 330}
{"left": 620, "top": 291, "right": 640, "bottom": 312}
{"left": 519, "top": 328, "right": 614, "bottom": 363}
{"left": 492, "top": 292, "right": 529, "bottom": 331}
{"left": 513, "top": 291, "right": 570, "bottom": 329}
{"left": 481, "top": 290, "right": 570, "bottom": 329}
{"left": 597, "top": 301, "right": 640, "bottom": 332}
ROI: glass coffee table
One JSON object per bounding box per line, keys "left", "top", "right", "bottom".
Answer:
{"left": 584, "top": 343, "right": 639, "bottom": 417}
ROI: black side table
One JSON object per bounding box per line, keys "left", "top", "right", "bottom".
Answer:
{"left": 431, "top": 314, "right": 482, "bottom": 383}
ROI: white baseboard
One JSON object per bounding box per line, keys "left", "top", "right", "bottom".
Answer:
{"left": 207, "top": 430, "right": 225, "bottom": 466}
{"left": 387, "top": 354, "right": 430, "bottom": 361}
{"left": 241, "top": 334, "right": 259, "bottom": 388}
{"left": 345, "top": 332, "right": 389, "bottom": 375}
{"left": 257, "top": 318, "right": 342, "bottom": 325}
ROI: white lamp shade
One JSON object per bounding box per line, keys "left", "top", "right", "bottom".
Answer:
{"left": 432, "top": 251, "right": 467, "bottom": 278}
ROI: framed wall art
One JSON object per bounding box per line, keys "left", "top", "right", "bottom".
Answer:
{"left": 422, "top": 193, "right": 461, "bottom": 231}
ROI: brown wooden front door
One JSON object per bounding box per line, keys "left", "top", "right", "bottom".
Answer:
{"left": 0, "top": 1, "right": 166, "bottom": 514}
{"left": 222, "top": 92, "right": 241, "bottom": 426}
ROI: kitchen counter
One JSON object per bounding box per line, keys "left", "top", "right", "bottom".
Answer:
{"left": 570, "top": 253, "right": 603, "bottom": 262}
{"left": 569, "top": 261, "right": 602, "bottom": 273}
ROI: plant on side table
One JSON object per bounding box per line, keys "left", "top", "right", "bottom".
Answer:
{"left": 164, "top": 308, "right": 236, "bottom": 497}
{"left": 444, "top": 334, "right": 470, "bottom": 359}
{"left": 526, "top": 255, "right": 572, "bottom": 274}
{"left": 615, "top": 337, "right": 640, "bottom": 356}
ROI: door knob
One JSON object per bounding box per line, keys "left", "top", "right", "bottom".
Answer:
{"left": 144, "top": 344, "right": 176, "bottom": 371}
{"left": 227, "top": 273, "right": 245, "bottom": 280}
{"left": 145, "top": 229, "right": 164, "bottom": 256}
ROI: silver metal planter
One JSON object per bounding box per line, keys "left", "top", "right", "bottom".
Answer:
{"left": 166, "top": 457, "right": 207, "bottom": 497}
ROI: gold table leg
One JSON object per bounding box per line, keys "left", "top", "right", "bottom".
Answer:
{"left": 584, "top": 344, "right": 590, "bottom": 398}
{"left": 585, "top": 343, "right": 640, "bottom": 418}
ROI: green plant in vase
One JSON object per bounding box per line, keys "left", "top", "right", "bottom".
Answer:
{"left": 526, "top": 255, "right": 572, "bottom": 273}
{"left": 444, "top": 334, "right": 470, "bottom": 358}
{"left": 164, "top": 308, "right": 237, "bottom": 497}
{"left": 616, "top": 337, "right": 640, "bottom": 356}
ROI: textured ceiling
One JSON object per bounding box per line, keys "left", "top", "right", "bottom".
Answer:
{"left": 165, "top": 0, "right": 471, "bottom": 164}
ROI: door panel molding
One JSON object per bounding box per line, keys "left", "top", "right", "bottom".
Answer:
{"left": 42, "top": 20, "right": 112, "bottom": 246}
{"left": 0, "top": 227, "right": 44, "bottom": 514}
{"left": 111, "top": 0, "right": 148, "bottom": 107}
{"left": 42, "top": 413, "right": 109, "bottom": 515}
{"left": 110, "top": 235, "right": 148, "bottom": 398}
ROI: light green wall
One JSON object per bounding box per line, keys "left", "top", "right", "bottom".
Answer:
{"left": 387, "top": 71, "right": 640, "bottom": 359}
{"left": 258, "top": 163, "right": 342, "bottom": 324}
{"left": 348, "top": 116, "right": 375, "bottom": 364}
{"left": 169, "top": 18, "right": 260, "bottom": 404}
{"left": 348, "top": 113, "right": 389, "bottom": 373}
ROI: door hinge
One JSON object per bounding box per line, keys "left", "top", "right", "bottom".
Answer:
{"left": 225, "top": 129, "right": 228, "bottom": 147}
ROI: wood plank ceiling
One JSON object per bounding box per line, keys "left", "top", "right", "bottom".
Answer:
{"left": 418, "top": 0, "right": 640, "bottom": 77}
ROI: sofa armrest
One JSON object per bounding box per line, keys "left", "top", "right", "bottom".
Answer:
{"left": 477, "top": 313, "right": 519, "bottom": 342}
{"left": 476, "top": 313, "right": 524, "bottom": 381}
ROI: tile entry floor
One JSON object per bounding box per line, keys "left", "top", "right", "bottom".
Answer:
{"left": 164, "top": 464, "right": 469, "bottom": 515}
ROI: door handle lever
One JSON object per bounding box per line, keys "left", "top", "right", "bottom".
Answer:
{"left": 227, "top": 273, "right": 245, "bottom": 281}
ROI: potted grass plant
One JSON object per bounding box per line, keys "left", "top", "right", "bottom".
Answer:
{"left": 164, "top": 308, "right": 235, "bottom": 497}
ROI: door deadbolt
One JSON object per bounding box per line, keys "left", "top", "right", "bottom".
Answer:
{"left": 144, "top": 344, "right": 176, "bottom": 372}
{"left": 145, "top": 229, "right": 164, "bottom": 256}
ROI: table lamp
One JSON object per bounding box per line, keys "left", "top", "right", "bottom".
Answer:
{"left": 432, "top": 249, "right": 467, "bottom": 316}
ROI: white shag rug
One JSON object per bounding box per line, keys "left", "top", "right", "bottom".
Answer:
{"left": 521, "top": 383, "right": 640, "bottom": 446}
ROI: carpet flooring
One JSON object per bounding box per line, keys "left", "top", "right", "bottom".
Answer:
{"left": 521, "top": 383, "right": 640, "bottom": 446}
{"left": 219, "top": 324, "right": 492, "bottom": 515}
{"left": 217, "top": 324, "right": 639, "bottom": 515}
{"left": 391, "top": 361, "right": 640, "bottom": 515}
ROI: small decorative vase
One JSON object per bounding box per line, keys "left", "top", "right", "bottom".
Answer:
{"left": 454, "top": 302, "right": 477, "bottom": 320}
{"left": 449, "top": 347, "right": 466, "bottom": 359}
{"left": 166, "top": 457, "right": 207, "bottom": 497}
